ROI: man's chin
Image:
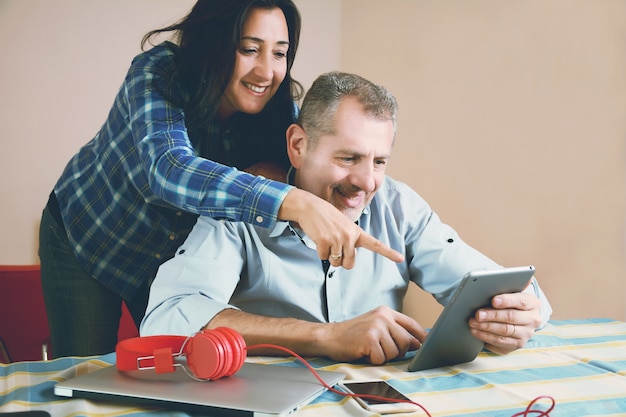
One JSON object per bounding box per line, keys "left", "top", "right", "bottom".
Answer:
{"left": 340, "top": 209, "right": 363, "bottom": 223}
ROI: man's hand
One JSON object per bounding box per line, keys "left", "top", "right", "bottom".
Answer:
{"left": 208, "top": 306, "right": 425, "bottom": 365}
{"left": 320, "top": 306, "right": 426, "bottom": 364}
{"left": 468, "top": 292, "right": 542, "bottom": 354}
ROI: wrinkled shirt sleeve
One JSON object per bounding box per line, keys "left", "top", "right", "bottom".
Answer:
{"left": 393, "top": 180, "right": 552, "bottom": 328}
{"left": 141, "top": 217, "right": 244, "bottom": 336}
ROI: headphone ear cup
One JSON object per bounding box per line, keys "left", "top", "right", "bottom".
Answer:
{"left": 186, "top": 330, "right": 229, "bottom": 380}
{"left": 185, "top": 327, "right": 247, "bottom": 380}
{"left": 214, "top": 327, "right": 247, "bottom": 376}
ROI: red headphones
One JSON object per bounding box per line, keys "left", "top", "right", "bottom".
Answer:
{"left": 116, "top": 327, "right": 247, "bottom": 380}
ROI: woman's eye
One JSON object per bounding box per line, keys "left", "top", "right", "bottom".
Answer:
{"left": 274, "top": 51, "right": 287, "bottom": 59}
{"left": 240, "top": 48, "right": 258, "bottom": 55}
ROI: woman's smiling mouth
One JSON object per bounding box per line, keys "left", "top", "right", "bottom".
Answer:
{"left": 244, "top": 82, "right": 268, "bottom": 94}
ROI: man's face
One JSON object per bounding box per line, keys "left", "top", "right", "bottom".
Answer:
{"left": 290, "top": 97, "right": 394, "bottom": 221}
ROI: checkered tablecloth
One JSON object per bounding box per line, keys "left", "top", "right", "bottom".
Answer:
{"left": 2, "top": 319, "right": 625, "bottom": 417}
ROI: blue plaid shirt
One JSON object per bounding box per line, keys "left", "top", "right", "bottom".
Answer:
{"left": 54, "top": 42, "right": 293, "bottom": 300}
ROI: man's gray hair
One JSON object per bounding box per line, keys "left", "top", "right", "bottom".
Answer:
{"left": 297, "top": 72, "right": 398, "bottom": 146}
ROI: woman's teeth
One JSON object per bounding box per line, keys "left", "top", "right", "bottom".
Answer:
{"left": 245, "top": 83, "right": 267, "bottom": 93}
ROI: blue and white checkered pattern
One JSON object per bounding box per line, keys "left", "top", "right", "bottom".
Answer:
{"left": 1, "top": 319, "right": 625, "bottom": 416}
{"left": 53, "top": 42, "right": 293, "bottom": 300}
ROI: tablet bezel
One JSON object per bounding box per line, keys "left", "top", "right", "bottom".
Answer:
{"left": 407, "top": 266, "right": 535, "bottom": 372}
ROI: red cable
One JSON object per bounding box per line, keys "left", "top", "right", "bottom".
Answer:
{"left": 247, "top": 343, "right": 555, "bottom": 417}
{"left": 510, "top": 395, "right": 556, "bottom": 417}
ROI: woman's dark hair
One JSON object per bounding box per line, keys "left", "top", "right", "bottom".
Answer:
{"left": 141, "top": 0, "right": 303, "bottom": 169}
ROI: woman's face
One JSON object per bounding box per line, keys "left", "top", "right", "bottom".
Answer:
{"left": 218, "top": 7, "right": 289, "bottom": 120}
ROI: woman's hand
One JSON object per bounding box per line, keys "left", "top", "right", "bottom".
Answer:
{"left": 279, "top": 188, "right": 404, "bottom": 268}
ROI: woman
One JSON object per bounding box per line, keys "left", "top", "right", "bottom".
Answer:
{"left": 39, "top": 0, "right": 401, "bottom": 358}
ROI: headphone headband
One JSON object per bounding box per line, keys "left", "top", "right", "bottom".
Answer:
{"left": 116, "top": 335, "right": 187, "bottom": 373}
{"left": 115, "top": 328, "right": 247, "bottom": 380}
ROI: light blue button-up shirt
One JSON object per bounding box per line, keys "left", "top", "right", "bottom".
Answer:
{"left": 141, "top": 176, "right": 552, "bottom": 336}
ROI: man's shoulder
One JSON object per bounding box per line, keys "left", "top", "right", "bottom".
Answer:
{"left": 195, "top": 215, "right": 272, "bottom": 239}
{"left": 374, "top": 176, "right": 425, "bottom": 205}
{"left": 379, "top": 176, "right": 411, "bottom": 191}
{"left": 367, "top": 176, "right": 431, "bottom": 220}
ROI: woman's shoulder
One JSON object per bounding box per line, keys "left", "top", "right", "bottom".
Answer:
{"left": 129, "top": 41, "right": 179, "bottom": 71}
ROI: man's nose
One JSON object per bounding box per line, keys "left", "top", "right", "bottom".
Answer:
{"left": 350, "top": 163, "right": 376, "bottom": 193}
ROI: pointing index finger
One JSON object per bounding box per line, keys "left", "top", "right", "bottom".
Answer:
{"left": 356, "top": 232, "right": 404, "bottom": 263}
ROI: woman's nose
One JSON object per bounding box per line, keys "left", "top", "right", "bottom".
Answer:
{"left": 253, "top": 52, "right": 273, "bottom": 80}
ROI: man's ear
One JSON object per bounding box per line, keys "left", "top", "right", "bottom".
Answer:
{"left": 285, "top": 124, "right": 307, "bottom": 169}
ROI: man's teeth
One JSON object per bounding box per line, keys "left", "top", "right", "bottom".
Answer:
{"left": 245, "top": 83, "right": 266, "bottom": 93}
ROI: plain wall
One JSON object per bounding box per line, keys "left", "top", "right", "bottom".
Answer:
{"left": 1, "top": 0, "right": 624, "bottom": 327}
{"left": 340, "top": 0, "right": 626, "bottom": 326}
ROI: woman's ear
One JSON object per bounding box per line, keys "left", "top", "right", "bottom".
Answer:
{"left": 285, "top": 124, "right": 307, "bottom": 169}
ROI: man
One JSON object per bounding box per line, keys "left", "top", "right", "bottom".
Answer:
{"left": 142, "top": 72, "right": 552, "bottom": 365}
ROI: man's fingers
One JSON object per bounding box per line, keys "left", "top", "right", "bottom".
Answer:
{"left": 355, "top": 232, "right": 404, "bottom": 263}
{"left": 492, "top": 292, "right": 540, "bottom": 311}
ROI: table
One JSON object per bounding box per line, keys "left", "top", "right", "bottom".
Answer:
{"left": 1, "top": 319, "right": 625, "bottom": 416}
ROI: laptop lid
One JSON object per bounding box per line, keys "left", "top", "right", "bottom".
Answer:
{"left": 55, "top": 362, "right": 344, "bottom": 417}
{"left": 407, "top": 266, "right": 535, "bottom": 372}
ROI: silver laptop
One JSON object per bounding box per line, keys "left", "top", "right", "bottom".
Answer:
{"left": 55, "top": 362, "right": 344, "bottom": 416}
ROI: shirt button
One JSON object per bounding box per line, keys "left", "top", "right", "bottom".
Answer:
{"left": 169, "top": 234, "right": 176, "bottom": 240}
{"left": 255, "top": 216, "right": 264, "bottom": 223}
{"left": 176, "top": 211, "right": 182, "bottom": 217}
{"left": 155, "top": 253, "right": 162, "bottom": 259}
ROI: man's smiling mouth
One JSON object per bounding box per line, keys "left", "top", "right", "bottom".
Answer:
{"left": 335, "top": 188, "right": 366, "bottom": 208}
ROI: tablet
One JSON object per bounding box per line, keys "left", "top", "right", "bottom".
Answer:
{"left": 407, "top": 266, "right": 535, "bottom": 372}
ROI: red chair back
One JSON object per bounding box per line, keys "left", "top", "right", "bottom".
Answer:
{"left": 119, "top": 301, "right": 140, "bottom": 341}
{"left": 0, "top": 265, "right": 139, "bottom": 362}
{"left": 0, "top": 265, "right": 50, "bottom": 362}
